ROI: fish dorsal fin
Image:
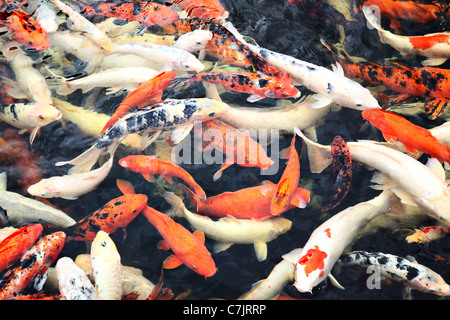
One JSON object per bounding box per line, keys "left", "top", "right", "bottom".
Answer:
{"left": 426, "top": 157, "right": 445, "bottom": 181}
{"left": 0, "top": 172, "right": 7, "bottom": 191}
{"left": 193, "top": 230, "right": 205, "bottom": 243}
{"left": 281, "top": 247, "right": 303, "bottom": 264}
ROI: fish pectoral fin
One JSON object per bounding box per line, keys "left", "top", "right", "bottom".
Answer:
{"left": 424, "top": 98, "right": 448, "bottom": 120}
{"left": 213, "top": 242, "right": 232, "bottom": 253}
{"left": 254, "top": 242, "right": 268, "bottom": 262}
{"left": 162, "top": 175, "right": 174, "bottom": 184}
{"left": 171, "top": 124, "right": 194, "bottom": 145}
{"left": 403, "top": 144, "right": 419, "bottom": 155}
{"left": 213, "top": 163, "right": 232, "bottom": 181}
{"left": 116, "top": 179, "right": 136, "bottom": 195}
{"left": 421, "top": 57, "right": 448, "bottom": 67}
{"left": 310, "top": 94, "right": 333, "bottom": 109}
{"left": 142, "top": 173, "right": 155, "bottom": 182}
{"left": 381, "top": 132, "right": 397, "bottom": 144}
{"left": 426, "top": 157, "right": 445, "bottom": 182}
{"left": 163, "top": 254, "right": 183, "bottom": 269}
{"left": 193, "top": 230, "right": 205, "bottom": 243}
{"left": 140, "top": 129, "right": 162, "bottom": 150}
{"left": 290, "top": 192, "right": 308, "bottom": 209}
{"left": 247, "top": 95, "right": 265, "bottom": 103}
{"left": 327, "top": 273, "right": 345, "bottom": 290}
{"left": 29, "top": 127, "right": 41, "bottom": 144}
{"left": 281, "top": 248, "right": 303, "bottom": 264}
{"left": 157, "top": 240, "right": 171, "bottom": 251}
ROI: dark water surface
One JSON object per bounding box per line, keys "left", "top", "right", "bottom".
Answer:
{"left": 0, "top": 0, "right": 449, "bottom": 301}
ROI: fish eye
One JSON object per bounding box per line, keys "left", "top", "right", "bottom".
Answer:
{"left": 195, "top": 41, "right": 202, "bottom": 45}
{"left": 101, "top": 241, "right": 107, "bottom": 247}
{"left": 39, "top": 115, "right": 45, "bottom": 120}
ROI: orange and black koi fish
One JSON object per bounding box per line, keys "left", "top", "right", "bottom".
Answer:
{"left": 359, "top": 0, "right": 448, "bottom": 33}
{"left": 10, "top": 292, "right": 62, "bottom": 300}
{"left": 63, "top": 194, "right": 148, "bottom": 241}
{"left": 166, "top": 0, "right": 229, "bottom": 21}
{"left": 0, "top": 231, "right": 66, "bottom": 300}
{"left": 321, "top": 135, "right": 352, "bottom": 213}
{"left": 323, "top": 41, "right": 450, "bottom": 119}
{"left": 68, "top": 0, "right": 179, "bottom": 27}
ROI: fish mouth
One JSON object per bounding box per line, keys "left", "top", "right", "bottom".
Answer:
{"left": 293, "top": 281, "right": 313, "bottom": 293}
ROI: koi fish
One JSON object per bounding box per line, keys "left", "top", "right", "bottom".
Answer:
{"left": 112, "top": 42, "right": 205, "bottom": 72}
{"left": 336, "top": 250, "right": 450, "bottom": 297}
{"left": 282, "top": 189, "right": 398, "bottom": 293}
{"left": 406, "top": 225, "right": 450, "bottom": 244}
{"left": 0, "top": 102, "right": 62, "bottom": 144}
{"left": 69, "top": 0, "right": 179, "bottom": 27}
{"left": 172, "top": 29, "right": 213, "bottom": 55}
{"left": 56, "top": 256, "right": 97, "bottom": 300}
{"left": 294, "top": 127, "right": 450, "bottom": 226}
{"left": 100, "top": 71, "right": 177, "bottom": 135}
{"left": 0, "top": 10, "right": 49, "bottom": 51}
{"left": 0, "top": 231, "right": 66, "bottom": 300}
{"left": 198, "top": 119, "right": 274, "bottom": 180}
{"left": 189, "top": 71, "right": 300, "bottom": 103}
{"left": 321, "top": 135, "right": 352, "bottom": 213}
{"left": 0, "top": 224, "right": 43, "bottom": 273}
{"left": 34, "top": 0, "right": 59, "bottom": 33}
{"left": 363, "top": 5, "right": 450, "bottom": 67}
{"left": 359, "top": 0, "right": 447, "bottom": 34}
{"left": 63, "top": 193, "right": 148, "bottom": 241}
{"left": 55, "top": 98, "right": 230, "bottom": 174}
{"left": 166, "top": 0, "right": 229, "bottom": 21}
{"left": 0, "top": 172, "right": 76, "bottom": 228}
{"left": 119, "top": 155, "right": 206, "bottom": 200}
{"left": 223, "top": 21, "right": 381, "bottom": 111}
{"left": 270, "top": 135, "right": 300, "bottom": 216}
{"left": 49, "top": 0, "right": 114, "bottom": 53}
{"left": 183, "top": 180, "right": 309, "bottom": 221}
{"left": 322, "top": 41, "right": 450, "bottom": 120}
{"left": 164, "top": 192, "right": 292, "bottom": 262}
{"left": 90, "top": 230, "right": 123, "bottom": 300}
{"left": 10, "top": 292, "right": 61, "bottom": 300}
{"left": 116, "top": 180, "right": 217, "bottom": 278}
{"left": 50, "top": 67, "right": 162, "bottom": 96}
{"left": 362, "top": 109, "right": 450, "bottom": 164}
{"left": 27, "top": 155, "right": 114, "bottom": 200}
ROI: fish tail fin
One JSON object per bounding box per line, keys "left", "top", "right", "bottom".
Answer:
{"left": 164, "top": 74, "right": 192, "bottom": 92}
{"left": 162, "top": 192, "right": 186, "bottom": 218}
{"left": 180, "top": 183, "right": 201, "bottom": 211}
{"left": 362, "top": 5, "right": 383, "bottom": 31}
{"left": 293, "top": 126, "right": 331, "bottom": 173}
{"left": 55, "top": 145, "right": 103, "bottom": 174}
{"left": 44, "top": 66, "right": 76, "bottom": 96}
{"left": 116, "top": 179, "right": 136, "bottom": 195}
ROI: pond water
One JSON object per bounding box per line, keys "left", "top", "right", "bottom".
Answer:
{"left": 0, "top": 0, "right": 449, "bottom": 300}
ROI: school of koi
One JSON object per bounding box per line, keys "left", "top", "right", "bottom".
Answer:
{"left": 0, "top": 0, "right": 448, "bottom": 301}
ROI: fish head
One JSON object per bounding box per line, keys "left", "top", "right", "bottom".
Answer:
{"left": 410, "top": 268, "right": 450, "bottom": 296}
{"left": 293, "top": 245, "right": 329, "bottom": 293}
{"left": 270, "top": 177, "right": 292, "bottom": 215}
{"left": 90, "top": 230, "right": 121, "bottom": 264}
{"left": 173, "top": 54, "right": 205, "bottom": 72}
{"left": 27, "top": 179, "right": 58, "bottom": 198}
{"left": 28, "top": 103, "right": 63, "bottom": 127}
{"left": 194, "top": 99, "right": 230, "bottom": 121}
{"left": 6, "top": 14, "right": 50, "bottom": 51}
{"left": 174, "top": 30, "right": 213, "bottom": 53}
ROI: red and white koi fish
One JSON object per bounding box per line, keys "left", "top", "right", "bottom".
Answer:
{"left": 119, "top": 155, "right": 206, "bottom": 200}
{"left": 183, "top": 180, "right": 310, "bottom": 221}
{"left": 364, "top": 5, "right": 450, "bottom": 67}
{"left": 0, "top": 231, "right": 66, "bottom": 300}
{"left": 406, "top": 225, "right": 450, "bottom": 244}
{"left": 337, "top": 250, "right": 450, "bottom": 297}
{"left": 164, "top": 192, "right": 292, "bottom": 262}
{"left": 56, "top": 256, "right": 97, "bottom": 300}
{"left": 282, "top": 190, "right": 398, "bottom": 293}
{"left": 0, "top": 224, "right": 43, "bottom": 273}
{"left": 270, "top": 135, "right": 300, "bottom": 216}
{"left": 90, "top": 231, "right": 123, "bottom": 300}
{"left": 116, "top": 180, "right": 217, "bottom": 278}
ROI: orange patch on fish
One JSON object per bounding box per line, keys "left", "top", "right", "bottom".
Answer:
{"left": 298, "top": 245, "right": 328, "bottom": 277}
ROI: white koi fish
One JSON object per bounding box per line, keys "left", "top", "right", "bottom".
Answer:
{"left": 34, "top": 0, "right": 59, "bottom": 33}
{"left": 49, "top": 0, "right": 114, "bottom": 53}
{"left": 90, "top": 231, "right": 123, "bottom": 300}
{"left": 49, "top": 67, "right": 161, "bottom": 96}
{"left": 27, "top": 155, "right": 113, "bottom": 200}
{"left": 336, "top": 250, "right": 450, "bottom": 297}
{"left": 0, "top": 172, "right": 76, "bottom": 228}
{"left": 222, "top": 22, "right": 381, "bottom": 111}
{"left": 113, "top": 42, "right": 205, "bottom": 72}
{"left": 363, "top": 5, "right": 450, "bottom": 67}
{"left": 55, "top": 98, "right": 230, "bottom": 174}
{"left": 56, "top": 256, "right": 98, "bottom": 300}
{"left": 294, "top": 127, "right": 450, "bottom": 226}
{"left": 282, "top": 189, "right": 399, "bottom": 293}
{"left": 163, "top": 192, "right": 292, "bottom": 262}
{"left": 0, "top": 102, "right": 62, "bottom": 143}
{"left": 173, "top": 29, "right": 213, "bottom": 59}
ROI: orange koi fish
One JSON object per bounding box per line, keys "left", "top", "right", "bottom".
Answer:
{"left": 198, "top": 119, "right": 274, "bottom": 180}
{"left": 182, "top": 180, "right": 310, "bottom": 221}
{"left": 0, "top": 9, "right": 49, "bottom": 51}
{"left": 70, "top": 0, "right": 179, "bottom": 27}
{"left": 0, "top": 224, "right": 43, "bottom": 273}
{"left": 406, "top": 225, "right": 450, "bottom": 244}
{"left": 119, "top": 154, "right": 206, "bottom": 200}
{"left": 270, "top": 135, "right": 300, "bottom": 216}
{"left": 166, "top": 0, "right": 229, "bottom": 21}
{"left": 360, "top": 0, "right": 447, "bottom": 34}
{"left": 190, "top": 72, "right": 300, "bottom": 102}
{"left": 116, "top": 180, "right": 217, "bottom": 278}
{"left": 0, "top": 231, "right": 66, "bottom": 300}
{"left": 323, "top": 41, "right": 450, "bottom": 119}
{"left": 63, "top": 194, "right": 148, "bottom": 241}
{"left": 321, "top": 135, "right": 352, "bottom": 213}
{"left": 362, "top": 109, "right": 450, "bottom": 164}
{"left": 100, "top": 71, "right": 177, "bottom": 135}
